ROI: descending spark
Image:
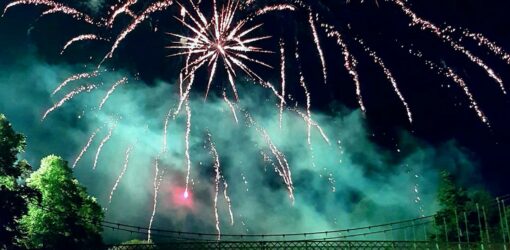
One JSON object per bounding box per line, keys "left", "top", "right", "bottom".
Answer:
{"left": 252, "top": 4, "right": 296, "bottom": 18}
{"left": 404, "top": 45, "right": 489, "bottom": 125}
{"left": 3, "top": 0, "right": 95, "bottom": 24}
{"left": 356, "top": 38, "right": 413, "bottom": 123}
{"left": 148, "top": 158, "right": 164, "bottom": 242}
{"left": 72, "top": 127, "right": 101, "bottom": 168}
{"left": 324, "top": 26, "right": 366, "bottom": 113}
{"left": 292, "top": 109, "right": 331, "bottom": 145}
{"left": 459, "top": 29, "right": 510, "bottom": 65}
{"left": 99, "top": 77, "right": 128, "bottom": 109}
{"left": 162, "top": 107, "right": 173, "bottom": 152}
{"left": 102, "top": 0, "right": 173, "bottom": 64}
{"left": 208, "top": 133, "right": 234, "bottom": 239}
{"left": 308, "top": 12, "right": 327, "bottom": 85}
{"left": 183, "top": 101, "right": 192, "bottom": 199}
{"left": 93, "top": 122, "right": 117, "bottom": 170}
{"left": 52, "top": 71, "right": 100, "bottom": 95}
{"left": 42, "top": 84, "right": 96, "bottom": 120}
{"left": 295, "top": 41, "right": 312, "bottom": 146}
{"left": 245, "top": 112, "right": 294, "bottom": 202}
{"left": 279, "top": 39, "right": 286, "bottom": 129}
{"left": 108, "top": 145, "right": 133, "bottom": 205}
{"left": 211, "top": 137, "right": 221, "bottom": 240}
{"left": 222, "top": 175, "right": 234, "bottom": 226}
{"left": 392, "top": 0, "right": 506, "bottom": 94}
{"left": 106, "top": 0, "right": 138, "bottom": 28}
{"left": 223, "top": 91, "right": 238, "bottom": 124}
{"left": 61, "top": 34, "right": 107, "bottom": 54}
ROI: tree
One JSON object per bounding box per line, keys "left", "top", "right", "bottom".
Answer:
{"left": 433, "top": 170, "right": 505, "bottom": 243}
{"left": 19, "top": 155, "right": 104, "bottom": 249}
{"left": 0, "top": 114, "right": 37, "bottom": 249}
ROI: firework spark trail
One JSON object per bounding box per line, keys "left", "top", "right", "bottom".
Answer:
{"left": 355, "top": 38, "right": 413, "bottom": 123}
{"left": 450, "top": 27, "right": 510, "bottom": 65}
{"left": 162, "top": 107, "right": 173, "bottom": 152}
{"left": 222, "top": 176, "right": 234, "bottom": 226}
{"left": 61, "top": 34, "right": 107, "bottom": 54}
{"left": 2, "top": 0, "right": 95, "bottom": 24}
{"left": 279, "top": 39, "right": 286, "bottom": 129}
{"left": 72, "top": 127, "right": 101, "bottom": 168}
{"left": 106, "top": 0, "right": 138, "bottom": 27}
{"left": 99, "top": 77, "right": 128, "bottom": 109}
{"left": 101, "top": 0, "right": 173, "bottom": 64}
{"left": 93, "top": 122, "right": 117, "bottom": 170}
{"left": 211, "top": 137, "right": 221, "bottom": 240}
{"left": 403, "top": 45, "right": 489, "bottom": 125}
{"left": 292, "top": 109, "right": 331, "bottom": 145}
{"left": 245, "top": 112, "right": 294, "bottom": 203}
{"left": 42, "top": 84, "right": 96, "bottom": 120}
{"left": 392, "top": 0, "right": 506, "bottom": 94}
{"left": 308, "top": 12, "right": 327, "bottom": 85}
{"left": 253, "top": 4, "right": 296, "bottom": 18}
{"left": 295, "top": 41, "right": 312, "bottom": 146}
{"left": 148, "top": 158, "right": 165, "bottom": 242}
{"left": 223, "top": 91, "right": 238, "bottom": 124}
{"left": 207, "top": 133, "right": 234, "bottom": 239}
{"left": 108, "top": 145, "right": 133, "bottom": 205}
{"left": 324, "top": 26, "right": 366, "bottom": 113}
{"left": 183, "top": 101, "right": 192, "bottom": 199}
{"left": 52, "top": 71, "right": 100, "bottom": 95}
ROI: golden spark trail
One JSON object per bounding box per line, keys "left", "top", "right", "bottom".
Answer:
{"left": 308, "top": 12, "right": 327, "bottom": 85}
{"left": 72, "top": 127, "right": 101, "bottom": 168}
{"left": 99, "top": 77, "right": 128, "bottom": 110}
{"left": 106, "top": 0, "right": 138, "bottom": 28}
{"left": 61, "top": 34, "right": 106, "bottom": 54}
{"left": 3, "top": 0, "right": 95, "bottom": 24}
{"left": 42, "top": 84, "right": 96, "bottom": 120}
{"left": 245, "top": 112, "right": 294, "bottom": 202}
{"left": 223, "top": 92, "right": 238, "bottom": 124}
{"left": 108, "top": 145, "right": 133, "bottom": 205}
{"left": 52, "top": 71, "right": 99, "bottom": 95}
{"left": 295, "top": 41, "right": 312, "bottom": 146}
{"left": 102, "top": 0, "right": 173, "bottom": 64}
{"left": 93, "top": 122, "right": 117, "bottom": 170}
{"left": 404, "top": 45, "right": 489, "bottom": 125}
{"left": 183, "top": 101, "right": 192, "bottom": 199}
{"left": 356, "top": 38, "right": 413, "bottom": 123}
{"left": 324, "top": 26, "right": 366, "bottom": 113}
{"left": 392, "top": 0, "right": 506, "bottom": 94}
{"left": 279, "top": 39, "right": 286, "bottom": 129}
{"left": 148, "top": 158, "right": 164, "bottom": 242}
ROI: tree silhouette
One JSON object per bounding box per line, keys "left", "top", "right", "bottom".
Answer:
{"left": 19, "top": 155, "right": 104, "bottom": 250}
{"left": 0, "top": 114, "right": 38, "bottom": 249}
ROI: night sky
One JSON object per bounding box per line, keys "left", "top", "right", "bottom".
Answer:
{"left": 0, "top": 0, "right": 509, "bottom": 243}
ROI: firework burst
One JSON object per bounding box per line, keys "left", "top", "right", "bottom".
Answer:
{"left": 3, "top": 0, "right": 510, "bottom": 241}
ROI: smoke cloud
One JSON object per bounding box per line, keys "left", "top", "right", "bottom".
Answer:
{"left": 0, "top": 48, "right": 478, "bottom": 244}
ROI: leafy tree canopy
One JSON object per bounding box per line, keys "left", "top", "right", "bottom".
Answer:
{"left": 20, "top": 155, "right": 104, "bottom": 250}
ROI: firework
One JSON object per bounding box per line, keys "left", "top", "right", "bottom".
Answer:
{"left": 4, "top": 0, "right": 510, "bottom": 239}
{"left": 72, "top": 127, "right": 101, "bottom": 168}
{"left": 108, "top": 145, "right": 134, "bottom": 205}
{"left": 99, "top": 77, "right": 128, "bottom": 110}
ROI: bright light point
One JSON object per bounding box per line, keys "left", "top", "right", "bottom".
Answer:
{"left": 183, "top": 190, "right": 189, "bottom": 199}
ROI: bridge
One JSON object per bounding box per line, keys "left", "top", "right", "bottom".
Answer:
{"left": 107, "top": 241, "right": 507, "bottom": 249}
{"left": 104, "top": 196, "right": 510, "bottom": 249}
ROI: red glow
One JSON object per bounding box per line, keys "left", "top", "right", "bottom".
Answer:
{"left": 171, "top": 186, "right": 194, "bottom": 208}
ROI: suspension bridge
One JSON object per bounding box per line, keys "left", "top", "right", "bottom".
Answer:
{"left": 103, "top": 195, "right": 510, "bottom": 249}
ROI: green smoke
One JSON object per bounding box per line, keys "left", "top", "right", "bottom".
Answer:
{"left": 0, "top": 49, "right": 478, "bottom": 244}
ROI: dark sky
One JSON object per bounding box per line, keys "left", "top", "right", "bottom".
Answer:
{"left": 1, "top": 0, "right": 510, "bottom": 191}
{"left": 1, "top": 0, "right": 510, "bottom": 237}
